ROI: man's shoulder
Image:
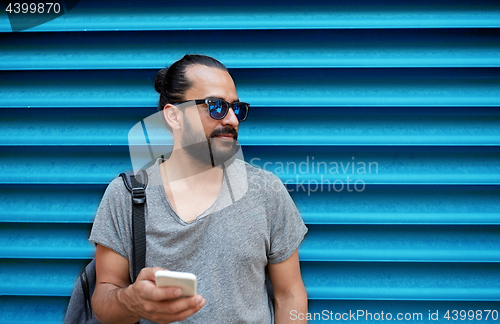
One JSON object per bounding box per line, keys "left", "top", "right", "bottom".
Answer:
{"left": 101, "top": 173, "right": 132, "bottom": 202}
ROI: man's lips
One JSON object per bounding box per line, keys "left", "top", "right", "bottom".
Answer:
{"left": 213, "top": 134, "right": 235, "bottom": 141}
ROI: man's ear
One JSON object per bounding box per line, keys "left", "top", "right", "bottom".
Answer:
{"left": 163, "top": 104, "right": 181, "bottom": 130}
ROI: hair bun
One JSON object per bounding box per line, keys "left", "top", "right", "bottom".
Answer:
{"left": 154, "top": 68, "right": 169, "bottom": 94}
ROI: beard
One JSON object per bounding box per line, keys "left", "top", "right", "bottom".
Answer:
{"left": 181, "top": 116, "right": 240, "bottom": 168}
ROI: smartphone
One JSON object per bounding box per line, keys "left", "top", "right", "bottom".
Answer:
{"left": 154, "top": 270, "right": 197, "bottom": 297}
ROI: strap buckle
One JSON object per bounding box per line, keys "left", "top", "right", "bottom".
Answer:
{"left": 131, "top": 188, "right": 146, "bottom": 204}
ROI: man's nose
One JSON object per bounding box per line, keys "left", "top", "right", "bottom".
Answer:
{"left": 221, "top": 107, "right": 239, "bottom": 127}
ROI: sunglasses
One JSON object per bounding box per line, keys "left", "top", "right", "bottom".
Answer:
{"left": 171, "top": 98, "right": 249, "bottom": 122}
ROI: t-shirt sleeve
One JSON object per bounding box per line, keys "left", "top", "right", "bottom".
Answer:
{"left": 266, "top": 173, "right": 308, "bottom": 264}
{"left": 89, "top": 177, "right": 132, "bottom": 261}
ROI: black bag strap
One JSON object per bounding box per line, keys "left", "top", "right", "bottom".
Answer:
{"left": 80, "top": 266, "right": 92, "bottom": 321}
{"left": 70, "top": 171, "right": 148, "bottom": 324}
{"left": 120, "top": 169, "right": 148, "bottom": 283}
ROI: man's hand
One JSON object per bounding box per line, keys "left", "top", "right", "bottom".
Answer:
{"left": 92, "top": 244, "right": 205, "bottom": 324}
{"left": 120, "top": 267, "right": 205, "bottom": 323}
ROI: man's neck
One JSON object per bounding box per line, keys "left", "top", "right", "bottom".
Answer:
{"left": 159, "top": 149, "right": 225, "bottom": 223}
{"left": 161, "top": 148, "right": 224, "bottom": 187}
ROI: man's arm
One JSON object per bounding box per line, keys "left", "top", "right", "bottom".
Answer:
{"left": 92, "top": 244, "right": 205, "bottom": 324}
{"left": 268, "top": 249, "right": 308, "bottom": 324}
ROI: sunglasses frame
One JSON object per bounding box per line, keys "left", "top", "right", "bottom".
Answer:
{"left": 171, "top": 98, "right": 249, "bottom": 122}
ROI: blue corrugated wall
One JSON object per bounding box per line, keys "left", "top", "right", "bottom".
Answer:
{"left": 1, "top": 0, "right": 500, "bottom": 323}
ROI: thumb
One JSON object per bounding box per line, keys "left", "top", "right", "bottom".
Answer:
{"left": 136, "top": 267, "right": 166, "bottom": 282}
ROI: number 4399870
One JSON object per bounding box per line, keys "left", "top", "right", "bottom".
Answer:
{"left": 444, "top": 310, "right": 498, "bottom": 321}
{"left": 5, "top": 3, "right": 61, "bottom": 14}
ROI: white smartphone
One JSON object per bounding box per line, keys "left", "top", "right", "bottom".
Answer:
{"left": 155, "top": 270, "right": 197, "bottom": 297}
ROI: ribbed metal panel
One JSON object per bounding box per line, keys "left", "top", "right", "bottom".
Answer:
{"left": 1, "top": 107, "right": 500, "bottom": 146}
{"left": 1, "top": 0, "right": 499, "bottom": 323}
{"left": 1, "top": 146, "right": 499, "bottom": 184}
{"left": 2, "top": 69, "right": 500, "bottom": 107}
{"left": 1, "top": 0, "right": 499, "bottom": 31}
{"left": 1, "top": 29, "right": 500, "bottom": 70}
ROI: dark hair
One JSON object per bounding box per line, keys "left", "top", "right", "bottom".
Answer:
{"left": 154, "top": 54, "right": 228, "bottom": 112}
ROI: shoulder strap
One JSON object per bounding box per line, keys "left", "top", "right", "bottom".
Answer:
{"left": 120, "top": 170, "right": 148, "bottom": 283}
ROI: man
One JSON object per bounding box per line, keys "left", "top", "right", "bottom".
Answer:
{"left": 90, "top": 54, "right": 308, "bottom": 323}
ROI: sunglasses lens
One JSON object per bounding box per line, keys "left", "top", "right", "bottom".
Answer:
{"left": 233, "top": 103, "right": 248, "bottom": 121}
{"left": 207, "top": 100, "right": 248, "bottom": 121}
{"left": 208, "top": 100, "right": 228, "bottom": 119}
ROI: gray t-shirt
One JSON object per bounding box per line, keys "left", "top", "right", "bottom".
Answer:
{"left": 90, "top": 158, "right": 308, "bottom": 324}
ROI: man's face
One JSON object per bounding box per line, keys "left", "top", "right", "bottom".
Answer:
{"left": 178, "top": 65, "right": 241, "bottom": 167}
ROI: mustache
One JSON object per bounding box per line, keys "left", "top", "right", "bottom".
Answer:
{"left": 210, "top": 127, "right": 238, "bottom": 140}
